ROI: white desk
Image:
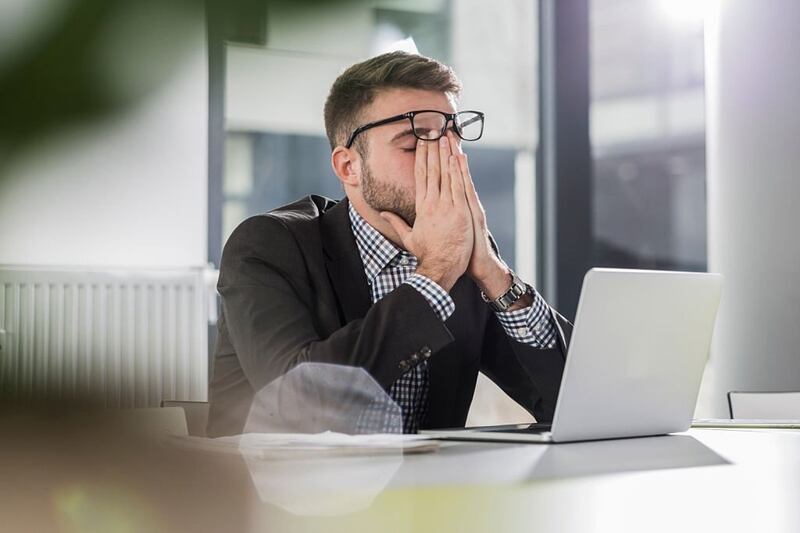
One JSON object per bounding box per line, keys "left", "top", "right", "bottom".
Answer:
{"left": 2, "top": 418, "right": 799, "bottom": 533}
{"left": 246, "top": 428, "right": 800, "bottom": 533}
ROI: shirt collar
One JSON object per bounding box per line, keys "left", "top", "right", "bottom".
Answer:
{"left": 348, "top": 203, "right": 407, "bottom": 282}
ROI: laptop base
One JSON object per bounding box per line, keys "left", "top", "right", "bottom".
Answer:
{"left": 420, "top": 423, "right": 554, "bottom": 443}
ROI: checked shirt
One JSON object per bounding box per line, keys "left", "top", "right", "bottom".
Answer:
{"left": 349, "top": 204, "right": 556, "bottom": 433}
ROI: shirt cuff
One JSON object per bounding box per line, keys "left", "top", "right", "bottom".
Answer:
{"left": 403, "top": 273, "right": 455, "bottom": 322}
{"left": 494, "top": 287, "right": 558, "bottom": 348}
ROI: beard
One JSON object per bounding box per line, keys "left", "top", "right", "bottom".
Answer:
{"left": 361, "top": 161, "right": 416, "bottom": 226}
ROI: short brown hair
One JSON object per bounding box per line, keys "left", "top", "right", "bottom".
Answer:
{"left": 323, "top": 51, "right": 462, "bottom": 153}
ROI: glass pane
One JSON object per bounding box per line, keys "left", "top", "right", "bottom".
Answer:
{"left": 221, "top": 0, "right": 539, "bottom": 281}
{"left": 590, "top": 0, "right": 707, "bottom": 271}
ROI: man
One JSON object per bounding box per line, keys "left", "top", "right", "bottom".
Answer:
{"left": 207, "top": 51, "right": 571, "bottom": 437}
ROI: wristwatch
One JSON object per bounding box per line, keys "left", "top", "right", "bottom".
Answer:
{"left": 480, "top": 271, "right": 529, "bottom": 312}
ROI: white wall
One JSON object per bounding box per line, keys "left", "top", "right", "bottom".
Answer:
{"left": 698, "top": 0, "right": 800, "bottom": 417}
{"left": 0, "top": 23, "right": 208, "bottom": 269}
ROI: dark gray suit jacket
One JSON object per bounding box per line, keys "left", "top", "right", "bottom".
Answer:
{"left": 207, "top": 195, "right": 571, "bottom": 437}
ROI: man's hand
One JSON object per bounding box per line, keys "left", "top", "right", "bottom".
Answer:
{"left": 446, "top": 133, "right": 501, "bottom": 282}
{"left": 380, "top": 135, "right": 473, "bottom": 292}
{"left": 452, "top": 132, "right": 533, "bottom": 309}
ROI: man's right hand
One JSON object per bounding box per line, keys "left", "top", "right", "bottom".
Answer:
{"left": 380, "top": 135, "right": 473, "bottom": 292}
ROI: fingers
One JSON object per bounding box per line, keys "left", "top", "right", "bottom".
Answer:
{"left": 414, "top": 139, "right": 427, "bottom": 207}
{"left": 418, "top": 131, "right": 470, "bottom": 210}
{"left": 457, "top": 150, "right": 486, "bottom": 226}
{"left": 438, "top": 136, "right": 452, "bottom": 201}
{"left": 451, "top": 131, "right": 475, "bottom": 207}
{"left": 447, "top": 133, "right": 466, "bottom": 207}
{"left": 426, "top": 134, "right": 440, "bottom": 199}
{"left": 449, "top": 130, "right": 470, "bottom": 196}
{"left": 448, "top": 131, "right": 479, "bottom": 215}
{"left": 456, "top": 147, "right": 474, "bottom": 199}
{"left": 450, "top": 155, "right": 467, "bottom": 208}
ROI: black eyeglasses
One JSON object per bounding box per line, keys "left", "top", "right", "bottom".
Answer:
{"left": 345, "top": 110, "right": 485, "bottom": 149}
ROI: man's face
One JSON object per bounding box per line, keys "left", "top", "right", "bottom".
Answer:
{"left": 357, "top": 88, "right": 458, "bottom": 226}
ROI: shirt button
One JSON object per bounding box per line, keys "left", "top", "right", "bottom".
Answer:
{"left": 399, "top": 360, "right": 409, "bottom": 371}
{"left": 420, "top": 346, "right": 432, "bottom": 358}
{"left": 533, "top": 324, "right": 542, "bottom": 334}
{"left": 516, "top": 327, "right": 529, "bottom": 337}
{"left": 399, "top": 256, "right": 409, "bottom": 266}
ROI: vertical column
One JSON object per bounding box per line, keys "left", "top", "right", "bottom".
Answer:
{"left": 538, "top": 0, "right": 592, "bottom": 319}
{"left": 699, "top": 0, "right": 800, "bottom": 416}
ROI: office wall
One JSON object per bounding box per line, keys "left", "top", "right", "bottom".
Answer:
{"left": 0, "top": 22, "right": 208, "bottom": 269}
{"left": 698, "top": 0, "right": 800, "bottom": 416}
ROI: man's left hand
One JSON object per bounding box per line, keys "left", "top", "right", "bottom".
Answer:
{"left": 446, "top": 131, "right": 532, "bottom": 308}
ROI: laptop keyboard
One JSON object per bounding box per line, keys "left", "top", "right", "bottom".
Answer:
{"left": 480, "top": 423, "right": 552, "bottom": 434}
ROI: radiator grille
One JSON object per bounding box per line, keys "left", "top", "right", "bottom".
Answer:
{"left": 0, "top": 267, "right": 209, "bottom": 407}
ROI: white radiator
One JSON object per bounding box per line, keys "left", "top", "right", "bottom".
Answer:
{"left": 0, "top": 266, "right": 215, "bottom": 408}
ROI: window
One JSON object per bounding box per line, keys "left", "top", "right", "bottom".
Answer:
{"left": 217, "top": 0, "right": 540, "bottom": 283}
{"left": 590, "top": 0, "right": 707, "bottom": 271}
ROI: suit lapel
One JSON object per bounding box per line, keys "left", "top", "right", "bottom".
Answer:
{"left": 320, "top": 198, "right": 372, "bottom": 323}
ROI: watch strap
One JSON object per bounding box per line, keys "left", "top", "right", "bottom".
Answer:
{"left": 480, "top": 271, "right": 528, "bottom": 312}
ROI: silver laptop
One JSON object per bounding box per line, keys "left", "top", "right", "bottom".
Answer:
{"left": 421, "top": 268, "right": 723, "bottom": 443}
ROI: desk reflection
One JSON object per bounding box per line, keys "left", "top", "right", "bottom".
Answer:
{"left": 243, "top": 453, "right": 402, "bottom": 516}
{"left": 522, "top": 434, "right": 729, "bottom": 479}
{"left": 240, "top": 433, "right": 729, "bottom": 517}
{"left": 390, "top": 434, "right": 728, "bottom": 487}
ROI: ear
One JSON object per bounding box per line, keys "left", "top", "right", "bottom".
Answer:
{"left": 331, "top": 146, "right": 362, "bottom": 188}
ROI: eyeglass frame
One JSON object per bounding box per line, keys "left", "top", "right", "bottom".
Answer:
{"left": 344, "top": 109, "right": 485, "bottom": 149}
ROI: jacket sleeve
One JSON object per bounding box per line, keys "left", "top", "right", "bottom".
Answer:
{"left": 217, "top": 215, "right": 456, "bottom": 394}
{"left": 479, "top": 305, "right": 572, "bottom": 422}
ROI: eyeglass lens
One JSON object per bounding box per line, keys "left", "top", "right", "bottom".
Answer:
{"left": 411, "top": 111, "right": 483, "bottom": 141}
